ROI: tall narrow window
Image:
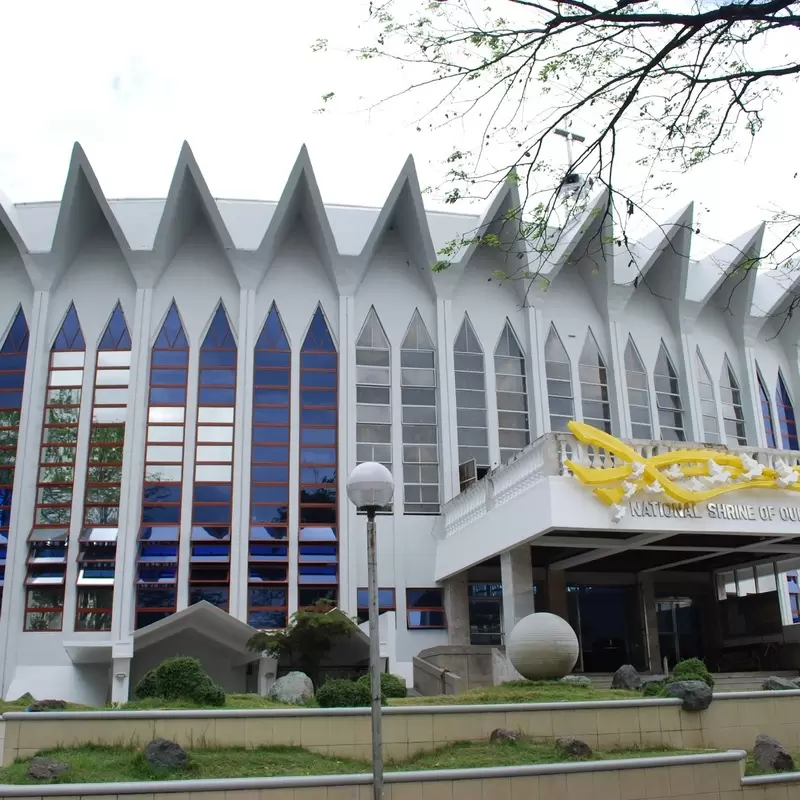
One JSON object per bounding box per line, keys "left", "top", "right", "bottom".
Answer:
{"left": 249, "top": 305, "right": 290, "bottom": 628}
{"left": 454, "top": 316, "right": 489, "bottom": 471}
{"left": 654, "top": 342, "right": 685, "bottom": 441}
{"left": 77, "top": 302, "right": 131, "bottom": 632}
{"left": 0, "top": 309, "right": 28, "bottom": 618}
{"left": 545, "top": 325, "right": 573, "bottom": 432}
{"left": 356, "top": 309, "right": 392, "bottom": 507}
{"left": 624, "top": 338, "right": 652, "bottom": 439}
{"left": 401, "top": 311, "right": 439, "bottom": 514}
{"left": 696, "top": 349, "right": 720, "bottom": 443}
{"left": 776, "top": 373, "right": 798, "bottom": 450}
{"left": 135, "top": 302, "right": 188, "bottom": 629}
{"left": 579, "top": 329, "right": 611, "bottom": 433}
{"left": 190, "top": 305, "right": 236, "bottom": 612}
{"left": 495, "top": 320, "right": 529, "bottom": 462}
{"left": 757, "top": 370, "right": 775, "bottom": 447}
{"left": 299, "top": 307, "right": 338, "bottom": 609}
{"left": 25, "top": 303, "right": 85, "bottom": 631}
{"left": 720, "top": 358, "right": 747, "bottom": 446}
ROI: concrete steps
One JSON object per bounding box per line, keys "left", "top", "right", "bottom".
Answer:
{"left": 585, "top": 671, "right": 799, "bottom": 692}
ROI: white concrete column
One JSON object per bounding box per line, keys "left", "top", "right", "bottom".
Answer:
{"left": 607, "top": 318, "right": 631, "bottom": 437}
{"left": 443, "top": 573, "right": 470, "bottom": 645}
{"left": 742, "top": 343, "right": 766, "bottom": 447}
{"left": 523, "top": 306, "right": 545, "bottom": 439}
{"left": 678, "top": 331, "right": 701, "bottom": 441}
{"left": 437, "top": 298, "right": 459, "bottom": 501}
{"left": 258, "top": 654, "right": 278, "bottom": 696}
{"left": 110, "top": 654, "right": 132, "bottom": 704}
{"left": 338, "top": 295, "right": 356, "bottom": 614}
{"left": 500, "top": 546, "right": 535, "bottom": 638}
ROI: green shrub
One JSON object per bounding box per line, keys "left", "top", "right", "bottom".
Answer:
{"left": 671, "top": 657, "right": 714, "bottom": 688}
{"left": 317, "top": 678, "right": 381, "bottom": 708}
{"left": 356, "top": 672, "right": 407, "bottom": 699}
{"left": 134, "top": 656, "right": 226, "bottom": 707}
{"left": 641, "top": 680, "right": 665, "bottom": 697}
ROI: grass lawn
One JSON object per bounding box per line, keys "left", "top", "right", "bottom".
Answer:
{"left": 390, "top": 681, "right": 641, "bottom": 706}
{"left": 0, "top": 740, "right": 709, "bottom": 785}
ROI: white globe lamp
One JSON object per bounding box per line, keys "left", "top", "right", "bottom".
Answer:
{"left": 507, "top": 612, "right": 580, "bottom": 680}
{"left": 346, "top": 462, "right": 394, "bottom": 512}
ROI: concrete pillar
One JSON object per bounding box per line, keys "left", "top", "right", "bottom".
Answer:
{"left": 500, "top": 547, "right": 535, "bottom": 639}
{"left": 547, "top": 569, "right": 568, "bottom": 620}
{"left": 258, "top": 655, "right": 279, "bottom": 696}
{"left": 639, "top": 575, "right": 661, "bottom": 673}
{"left": 443, "top": 574, "right": 470, "bottom": 645}
{"left": 110, "top": 655, "right": 132, "bottom": 704}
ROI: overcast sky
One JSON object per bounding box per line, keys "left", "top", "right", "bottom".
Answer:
{"left": 1, "top": 0, "right": 797, "bottom": 260}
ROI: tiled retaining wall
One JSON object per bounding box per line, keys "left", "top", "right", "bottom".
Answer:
{"left": 3, "top": 692, "right": 800, "bottom": 767}
{"left": 1, "top": 750, "right": 796, "bottom": 800}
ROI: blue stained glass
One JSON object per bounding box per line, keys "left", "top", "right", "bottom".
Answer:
{"left": 143, "top": 485, "right": 181, "bottom": 503}
{"left": 253, "top": 407, "right": 289, "bottom": 424}
{"left": 250, "top": 525, "right": 288, "bottom": 540}
{"left": 251, "top": 485, "right": 290, "bottom": 503}
{"left": 777, "top": 373, "right": 798, "bottom": 450}
{"left": 203, "top": 306, "right": 236, "bottom": 349}
{"left": 150, "top": 387, "right": 186, "bottom": 404}
{"left": 200, "top": 369, "right": 235, "bottom": 386}
{"left": 257, "top": 306, "right": 290, "bottom": 350}
{"left": 154, "top": 302, "right": 188, "bottom": 349}
{"left": 0, "top": 506, "right": 11, "bottom": 529}
{"left": 139, "top": 543, "right": 178, "bottom": 561}
{"left": 249, "top": 587, "right": 287, "bottom": 606}
{"left": 191, "top": 543, "right": 230, "bottom": 559}
{"left": 254, "top": 389, "right": 289, "bottom": 406}
{"left": 251, "top": 506, "right": 288, "bottom": 524}
{"left": 151, "top": 369, "right": 187, "bottom": 385}
{"left": 302, "top": 307, "right": 335, "bottom": 352}
{"left": 298, "top": 564, "right": 337, "bottom": 583}
{"left": 0, "top": 373, "right": 24, "bottom": 390}
{"left": 199, "top": 388, "right": 235, "bottom": 405}
{"left": 0, "top": 355, "right": 26, "bottom": 372}
{"left": 142, "top": 505, "right": 181, "bottom": 524}
{"left": 82, "top": 567, "right": 114, "bottom": 580}
{"left": 252, "top": 466, "right": 289, "bottom": 483}
{"left": 0, "top": 488, "right": 12, "bottom": 506}
{"left": 250, "top": 543, "right": 289, "bottom": 560}
{"left": 357, "top": 588, "right": 395, "bottom": 608}
{"left": 301, "top": 353, "right": 336, "bottom": 370}
{"left": 152, "top": 350, "right": 188, "bottom": 367}
{"left": 1, "top": 308, "right": 28, "bottom": 354}
{"left": 0, "top": 392, "right": 22, "bottom": 409}
{"left": 301, "top": 428, "right": 336, "bottom": 446}
{"left": 99, "top": 302, "right": 131, "bottom": 350}
{"left": 299, "top": 526, "right": 337, "bottom": 541}
{"left": 253, "top": 446, "right": 289, "bottom": 463}
{"left": 301, "top": 448, "right": 336, "bottom": 464}
{"left": 255, "top": 350, "right": 290, "bottom": 368}
{"left": 253, "top": 426, "right": 289, "bottom": 444}
{"left": 301, "top": 409, "right": 336, "bottom": 426}
{"left": 300, "top": 466, "right": 336, "bottom": 484}
{"left": 299, "top": 544, "right": 337, "bottom": 560}
{"left": 191, "top": 526, "right": 230, "bottom": 540}
{"left": 52, "top": 303, "right": 85, "bottom": 351}
{"left": 248, "top": 609, "right": 287, "bottom": 628}
{"left": 759, "top": 376, "right": 776, "bottom": 448}
{"left": 408, "top": 610, "right": 446, "bottom": 628}
{"left": 193, "top": 484, "right": 232, "bottom": 503}
{"left": 302, "top": 371, "right": 336, "bottom": 389}
{"left": 139, "top": 526, "right": 179, "bottom": 541}
{"left": 301, "top": 390, "right": 336, "bottom": 407}
{"left": 255, "top": 369, "right": 290, "bottom": 387}
{"left": 201, "top": 350, "right": 237, "bottom": 367}
{"left": 249, "top": 564, "right": 288, "bottom": 582}
{"left": 192, "top": 505, "right": 231, "bottom": 524}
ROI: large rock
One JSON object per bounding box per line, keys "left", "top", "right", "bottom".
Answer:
{"left": 556, "top": 736, "right": 593, "bottom": 758}
{"left": 144, "top": 738, "right": 188, "bottom": 771}
{"left": 27, "top": 757, "right": 68, "bottom": 780}
{"left": 27, "top": 699, "right": 67, "bottom": 712}
{"left": 559, "top": 674, "right": 592, "bottom": 687}
{"left": 268, "top": 671, "right": 314, "bottom": 704}
{"left": 663, "top": 680, "right": 712, "bottom": 711}
{"left": 506, "top": 613, "right": 579, "bottom": 680}
{"left": 611, "top": 665, "right": 641, "bottom": 691}
{"left": 762, "top": 676, "right": 798, "bottom": 691}
{"left": 754, "top": 734, "right": 795, "bottom": 772}
{"left": 490, "top": 728, "right": 521, "bottom": 742}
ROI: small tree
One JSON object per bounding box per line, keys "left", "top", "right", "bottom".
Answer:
{"left": 246, "top": 600, "right": 355, "bottom": 687}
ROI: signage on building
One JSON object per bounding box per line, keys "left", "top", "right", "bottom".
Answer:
{"left": 563, "top": 421, "right": 800, "bottom": 523}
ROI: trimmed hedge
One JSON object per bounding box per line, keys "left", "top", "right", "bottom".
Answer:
{"left": 671, "top": 657, "right": 714, "bottom": 689}
{"left": 357, "top": 672, "right": 407, "bottom": 699}
{"left": 134, "top": 656, "right": 226, "bottom": 706}
{"left": 317, "top": 678, "right": 373, "bottom": 708}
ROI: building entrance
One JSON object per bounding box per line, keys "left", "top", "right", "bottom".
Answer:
{"left": 567, "top": 585, "right": 646, "bottom": 672}
{"left": 656, "top": 597, "right": 704, "bottom": 670}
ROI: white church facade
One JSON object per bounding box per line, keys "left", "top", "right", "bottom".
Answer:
{"left": 1, "top": 143, "right": 800, "bottom": 705}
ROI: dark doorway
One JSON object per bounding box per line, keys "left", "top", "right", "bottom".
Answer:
{"left": 657, "top": 597, "right": 704, "bottom": 670}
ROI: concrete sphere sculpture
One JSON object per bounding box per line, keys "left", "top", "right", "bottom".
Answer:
{"left": 507, "top": 612, "right": 579, "bottom": 679}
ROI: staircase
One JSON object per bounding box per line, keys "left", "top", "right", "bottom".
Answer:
{"left": 587, "top": 671, "right": 799, "bottom": 692}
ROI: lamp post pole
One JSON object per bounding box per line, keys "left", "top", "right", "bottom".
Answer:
{"left": 365, "top": 507, "right": 383, "bottom": 800}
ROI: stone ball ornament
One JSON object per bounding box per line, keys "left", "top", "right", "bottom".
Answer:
{"left": 507, "top": 612, "right": 580, "bottom": 679}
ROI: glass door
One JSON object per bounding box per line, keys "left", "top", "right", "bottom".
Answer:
{"left": 656, "top": 597, "right": 704, "bottom": 670}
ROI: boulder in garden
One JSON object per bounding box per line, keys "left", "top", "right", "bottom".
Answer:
{"left": 490, "top": 728, "right": 521, "bottom": 742}
{"left": 27, "top": 757, "right": 69, "bottom": 780}
{"left": 762, "top": 676, "right": 798, "bottom": 691}
{"left": 663, "top": 680, "right": 712, "bottom": 711}
{"left": 27, "top": 699, "right": 67, "bottom": 712}
{"left": 268, "top": 671, "right": 314, "bottom": 704}
{"left": 556, "top": 736, "right": 593, "bottom": 758}
{"left": 144, "top": 738, "right": 188, "bottom": 771}
{"left": 611, "top": 664, "right": 641, "bottom": 690}
{"left": 559, "top": 675, "right": 593, "bottom": 687}
{"left": 754, "top": 734, "right": 795, "bottom": 772}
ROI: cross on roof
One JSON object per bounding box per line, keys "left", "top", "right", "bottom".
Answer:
{"left": 554, "top": 118, "right": 586, "bottom": 168}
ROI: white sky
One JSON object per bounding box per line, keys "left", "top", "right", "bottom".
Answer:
{"left": 1, "top": 0, "right": 797, "bottom": 260}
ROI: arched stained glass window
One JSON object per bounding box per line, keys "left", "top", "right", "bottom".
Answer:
{"left": 545, "top": 325, "right": 573, "bottom": 432}
{"left": 0, "top": 308, "right": 28, "bottom": 620}
{"left": 454, "top": 316, "right": 489, "bottom": 471}
{"left": 696, "top": 349, "right": 720, "bottom": 443}
{"left": 298, "top": 306, "right": 338, "bottom": 610}
{"left": 190, "top": 304, "right": 236, "bottom": 613}
{"left": 624, "top": 337, "right": 652, "bottom": 439}
{"left": 356, "top": 309, "right": 392, "bottom": 484}
{"left": 495, "top": 320, "right": 529, "bottom": 462}
{"left": 250, "top": 305, "right": 290, "bottom": 628}
{"left": 401, "top": 310, "right": 439, "bottom": 514}
{"left": 26, "top": 303, "right": 85, "bottom": 632}
{"left": 579, "top": 329, "right": 611, "bottom": 433}
{"left": 76, "top": 302, "right": 131, "bottom": 632}
{"left": 720, "top": 358, "right": 747, "bottom": 446}
{"left": 758, "top": 371, "right": 775, "bottom": 447}
{"left": 134, "top": 301, "right": 188, "bottom": 630}
{"left": 654, "top": 342, "right": 685, "bottom": 441}
{"left": 776, "top": 372, "right": 798, "bottom": 450}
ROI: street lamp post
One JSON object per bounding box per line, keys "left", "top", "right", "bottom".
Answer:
{"left": 346, "top": 462, "right": 394, "bottom": 800}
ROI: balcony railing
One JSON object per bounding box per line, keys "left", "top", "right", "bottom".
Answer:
{"left": 440, "top": 432, "right": 800, "bottom": 539}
